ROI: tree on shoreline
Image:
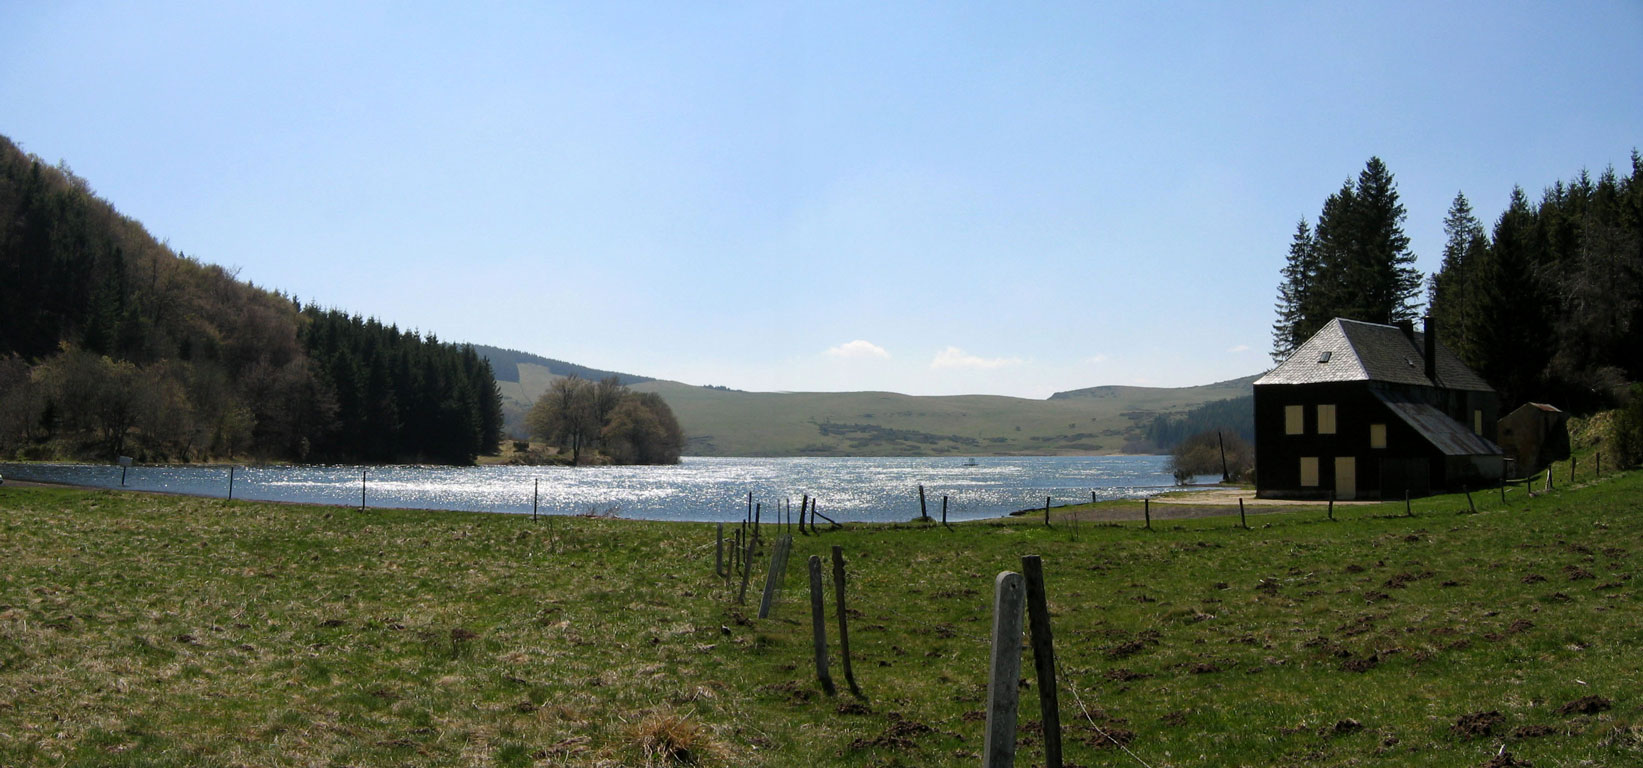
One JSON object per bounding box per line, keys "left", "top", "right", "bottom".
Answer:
{"left": 527, "top": 376, "right": 682, "bottom": 465}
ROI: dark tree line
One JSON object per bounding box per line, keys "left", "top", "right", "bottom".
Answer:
{"left": 526, "top": 376, "right": 683, "bottom": 465}
{"left": 300, "top": 309, "right": 503, "bottom": 464}
{"left": 0, "top": 133, "right": 502, "bottom": 463}
{"left": 1144, "top": 395, "right": 1254, "bottom": 451}
{"left": 1273, "top": 152, "right": 1643, "bottom": 415}
{"left": 1427, "top": 156, "right": 1643, "bottom": 411}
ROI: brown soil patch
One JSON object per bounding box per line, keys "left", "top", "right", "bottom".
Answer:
{"left": 1558, "top": 695, "right": 1612, "bottom": 716}
{"left": 1510, "top": 724, "right": 1558, "bottom": 739}
{"left": 1452, "top": 710, "right": 1504, "bottom": 739}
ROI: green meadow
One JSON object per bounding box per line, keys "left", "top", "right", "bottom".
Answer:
{"left": 1, "top": 460, "right": 1639, "bottom": 767}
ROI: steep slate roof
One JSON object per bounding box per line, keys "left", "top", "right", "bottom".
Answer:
{"left": 1255, "top": 318, "right": 1494, "bottom": 392}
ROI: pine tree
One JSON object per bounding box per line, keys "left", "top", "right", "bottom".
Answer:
{"left": 1428, "top": 192, "right": 1489, "bottom": 366}
{"left": 1272, "top": 157, "right": 1423, "bottom": 353}
{"left": 1272, "top": 219, "right": 1319, "bottom": 362}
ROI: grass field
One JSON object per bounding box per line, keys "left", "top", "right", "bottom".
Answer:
{"left": 1, "top": 457, "right": 1639, "bottom": 767}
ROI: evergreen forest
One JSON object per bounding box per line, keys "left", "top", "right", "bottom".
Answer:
{"left": 0, "top": 134, "right": 503, "bottom": 464}
{"left": 1274, "top": 154, "right": 1643, "bottom": 413}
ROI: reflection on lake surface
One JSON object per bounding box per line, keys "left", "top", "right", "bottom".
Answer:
{"left": 1, "top": 456, "right": 1192, "bottom": 523}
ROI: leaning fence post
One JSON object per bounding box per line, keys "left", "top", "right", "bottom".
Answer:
{"left": 808, "top": 555, "right": 837, "bottom": 696}
{"left": 1021, "top": 556, "right": 1062, "bottom": 768}
{"left": 737, "top": 534, "right": 756, "bottom": 605}
{"left": 1545, "top": 468, "right": 1553, "bottom": 492}
{"left": 919, "top": 484, "right": 929, "bottom": 520}
{"left": 942, "top": 495, "right": 949, "bottom": 528}
{"left": 831, "top": 545, "right": 862, "bottom": 697}
{"left": 1238, "top": 497, "right": 1247, "bottom": 529}
{"left": 984, "top": 571, "right": 1026, "bottom": 768}
{"left": 759, "top": 536, "right": 792, "bottom": 619}
{"left": 1465, "top": 485, "right": 1475, "bottom": 514}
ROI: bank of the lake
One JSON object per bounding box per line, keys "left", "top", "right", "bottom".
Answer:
{"left": 1, "top": 452, "right": 1636, "bottom": 767}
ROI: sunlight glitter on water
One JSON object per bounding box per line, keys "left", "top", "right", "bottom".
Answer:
{"left": 2, "top": 455, "right": 1185, "bottom": 523}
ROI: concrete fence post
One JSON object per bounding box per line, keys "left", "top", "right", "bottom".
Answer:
{"left": 983, "top": 571, "right": 1026, "bottom": 768}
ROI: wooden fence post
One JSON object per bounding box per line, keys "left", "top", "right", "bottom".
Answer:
{"left": 737, "top": 534, "right": 756, "bottom": 605}
{"left": 361, "top": 469, "right": 367, "bottom": 512}
{"left": 533, "top": 479, "right": 539, "bottom": 522}
{"left": 831, "top": 545, "right": 862, "bottom": 697}
{"left": 755, "top": 503, "right": 762, "bottom": 543}
{"left": 942, "top": 495, "right": 949, "bottom": 528}
{"left": 715, "top": 523, "right": 725, "bottom": 577}
{"left": 1143, "top": 497, "right": 1151, "bottom": 530}
{"left": 226, "top": 466, "right": 233, "bottom": 500}
{"left": 919, "top": 485, "right": 929, "bottom": 520}
{"left": 808, "top": 555, "right": 837, "bottom": 696}
{"left": 1021, "top": 556, "right": 1062, "bottom": 768}
{"left": 1327, "top": 489, "right": 1335, "bottom": 521}
{"left": 1500, "top": 476, "right": 1507, "bottom": 504}
{"left": 1238, "top": 497, "right": 1247, "bottom": 529}
{"left": 1404, "top": 489, "right": 1412, "bottom": 517}
{"left": 1465, "top": 485, "right": 1475, "bottom": 514}
{"left": 799, "top": 494, "right": 809, "bottom": 535}
{"left": 1044, "top": 496, "right": 1052, "bottom": 527}
{"left": 983, "top": 571, "right": 1026, "bottom": 768}
{"left": 759, "top": 536, "right": 793, "bottom": 619}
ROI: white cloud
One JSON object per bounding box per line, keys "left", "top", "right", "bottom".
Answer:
{"left": 825, "top": 339, "right": 890, "bottom": 360}
{"left": 930, "top": 346, "right": 1023, "bottom": 370}
{"left": 1227, "top": 344, "right": 1252, "bottom": 353}
{"left": 1085, "top": 354, "right": 1110, "bottom": 364}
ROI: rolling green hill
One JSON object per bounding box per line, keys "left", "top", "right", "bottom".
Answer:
{"left": 480, "top": 344, "right": 1259, "bottom": 456}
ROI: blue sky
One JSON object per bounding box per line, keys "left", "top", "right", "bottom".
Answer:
{"left": 3, "top": 2, "right": 1640, "bottom": 398}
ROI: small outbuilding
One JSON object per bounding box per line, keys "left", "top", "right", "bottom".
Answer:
{"left": 1497, "top": 402, "right": 1570, "bottom": 478}
{"left": 1254, "top": 317, "right": 1503, "bottom": 499}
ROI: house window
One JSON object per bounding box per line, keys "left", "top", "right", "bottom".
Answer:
{"left": 1285, "top": 405, "right": 1304, "bottom": 435}
{"left": 1473, "top": 410, "right": 1483, "bottom": 435}
{"left": 1300, "top": 457, "right": 1319, "bottom": 486}
{"left": 1318, "top": 404, "right": 1337, "bottom": 434}
{"left": 1370, "top": 423, "right": 1387, "bottom": 449}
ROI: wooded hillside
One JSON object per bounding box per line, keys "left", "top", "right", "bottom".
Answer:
{"left": 0, "top": 135, "right": 502, "bottom": 464}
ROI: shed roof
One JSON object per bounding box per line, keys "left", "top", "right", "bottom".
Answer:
{"left": 1255, "top": 318, "right": 1494, "bottom": 392}
{"left": 1373, "top": 389, "right": 1501, "bottom": 456}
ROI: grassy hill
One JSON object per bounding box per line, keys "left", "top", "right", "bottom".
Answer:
{"left": 480, "top": 345, "right": 1260, "bottom": 457}
{"left": 1, "top": 453, "right": 1635, "bottom": 767}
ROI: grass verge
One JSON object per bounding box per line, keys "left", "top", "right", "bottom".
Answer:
{"left": 2, "top": 464, "right": 1639, "bottom": 766}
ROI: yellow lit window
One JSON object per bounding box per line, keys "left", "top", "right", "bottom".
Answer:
{"left": 1318, "top": 404, "right": 1337, "bottom": 434}
{"left": 1285, "top": 405, "right": 1304, "bottom": 435}
{"left": 1370, "top": 424, "right": 1387, "bottom": 449}
{"left": 1300, "top": 457, "right": 1319, "bottom": 486}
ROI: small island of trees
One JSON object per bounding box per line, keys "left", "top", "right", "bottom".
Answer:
{"left": 525, "top": 376, "right": 684, "bottom": 465}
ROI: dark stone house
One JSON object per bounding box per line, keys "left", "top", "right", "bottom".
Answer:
{"left": 1255, "top": 318, "right": 1502, "bottom": 499}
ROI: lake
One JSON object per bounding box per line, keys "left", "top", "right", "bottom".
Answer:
{"left": 0, "top": 456, "right": 1197, "bottom": 523}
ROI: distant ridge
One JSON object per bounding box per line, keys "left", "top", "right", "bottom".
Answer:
{"left": 472, "top": 345, "right": 653, "bottom": 386}
{"left": 1049, "top": 373, "right": 1261, "bottom": 401}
